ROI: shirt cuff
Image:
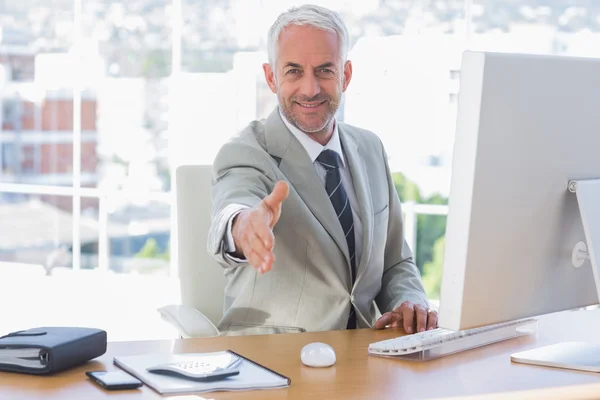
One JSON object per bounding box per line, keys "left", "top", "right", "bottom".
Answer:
{"left": 224, "top": 207, "right": 249, "bottom": 262}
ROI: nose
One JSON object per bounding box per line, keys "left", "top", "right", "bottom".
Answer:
{"left": 299, "top": 72, "right": 320, "bottom": 100}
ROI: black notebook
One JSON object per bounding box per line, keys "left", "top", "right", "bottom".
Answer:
{"left": 0, "top": 327, "right": 107, "bottom": 375}
{"left": 114, "top": 350, "right": 291, "bottom": 395}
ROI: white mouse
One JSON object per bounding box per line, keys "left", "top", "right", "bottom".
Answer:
{"left": 300, "top": 342, "right": 336, "bottom": 367}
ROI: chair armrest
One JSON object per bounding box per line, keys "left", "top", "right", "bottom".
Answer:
{"left": 157, "top": 304, "right": 220, "bottom": 338}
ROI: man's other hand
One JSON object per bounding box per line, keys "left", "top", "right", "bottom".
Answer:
{"left": 231, "top": 181, "right": 289, "bottom": 274}
{"left": 374, "top": 301, "right": 438, "bottom": 333}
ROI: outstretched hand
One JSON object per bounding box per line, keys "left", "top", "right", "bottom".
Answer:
{"left": 231, "top": 181, "right": 289, "bottom": 274}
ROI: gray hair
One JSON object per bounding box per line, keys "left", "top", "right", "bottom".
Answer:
{"left": 267, "top": 4, "right": 350, "bottom": 67}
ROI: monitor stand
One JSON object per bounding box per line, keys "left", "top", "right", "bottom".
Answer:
{"left": 568, "top": 179, "right": 600, "bottom": 299}
{"left": 510, "top": 179, "right": 600, "bottom": 373}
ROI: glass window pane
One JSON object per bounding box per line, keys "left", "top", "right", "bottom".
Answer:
{"left": 175, "top": 0, "right": 271, "bottom": 167}
{"left": 81, "top": 1, "right": 172, "bottom": 191}
{"left": 0, "top": 193, "right": 177, "bottom": 340}
{"left": 107, "top": 195, "right": 171, "bottom": 276}
{"left": 0, "top": 1, "right": 76, "bottom": 186}
{"left": 181, "top": 0, "right": 240, "bottom": 73}
{"left": 0, "top": 194, "right": 98, "bottom": 272}
{"left": 418, "top": 214, "right": 447, "bottom": 302}
{"left": 470, "top": 1, "right": 600, "bottom": 58}
{"left": 344, "top": 1, "right": 465, "bottom": 196}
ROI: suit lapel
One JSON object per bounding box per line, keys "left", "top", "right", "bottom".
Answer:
{"left": 339, "top": 126, "right": 374, "bottom": 283}
{"left": 264, "top": 109, "right": 351, "bottom": 266}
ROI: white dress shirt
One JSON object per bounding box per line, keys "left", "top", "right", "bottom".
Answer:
{"left": 223, "top": 111, "right": 363, "bottom": 264}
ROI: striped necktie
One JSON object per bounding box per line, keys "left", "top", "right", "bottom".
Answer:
{"left": 316, "top": 149, "right": 356, "bottom": 329}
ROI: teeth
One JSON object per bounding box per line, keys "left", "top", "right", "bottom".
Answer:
{"left": 299, "top": 103, "right": 321, "bottom": 108}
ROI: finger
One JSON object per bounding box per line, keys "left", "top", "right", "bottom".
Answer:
{"left": 263, "top": 181, "right": 289, "bottom": 213}
{"left": 415, "top": 305, "right": 428, "bottom": 333}
{"left": 248, "top": 234, "right": 274, "bottom": 272}
{"left": 375, "top": 311, "right": 403, "bottom": 329}
{"left": 261, "top": 251, "right": 275, "bottom": 273}
{"left": 399, "top": 302, "right": 415, "bottom": 334}
{"left": 240, "top": 232, "right": 263, "bottom": 267}
{"left": 387, "top": 311, "right": 403, "bottom": 328}
{"left": 245, "top": 248, "right": 265, "bottom": 272}
{"left": 427, "top": 310, "right": 438, "bottom": 331}
{"left": 246, "top": 248, "right": 275, "bottom": 274}
{"left": 374, "top": 312, "right": 392, "bottom": 330}
{"left": 250, "top": 213, "right": 275, "bottom": 250}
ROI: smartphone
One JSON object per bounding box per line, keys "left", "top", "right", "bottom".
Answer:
{"left": 86, "top": 370, "right": 143, "bottom": 390}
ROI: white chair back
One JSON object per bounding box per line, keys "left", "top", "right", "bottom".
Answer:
{"left": 175, "top": 165, "right": 227, "bottom": 327}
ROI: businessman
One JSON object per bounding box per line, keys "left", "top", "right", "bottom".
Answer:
{"left": 208, "top": 4, "right": 437, "bottom": 336}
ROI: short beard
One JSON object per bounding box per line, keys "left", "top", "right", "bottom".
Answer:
{"left": 278, "top": 92, "right": 340, "bottom": 135}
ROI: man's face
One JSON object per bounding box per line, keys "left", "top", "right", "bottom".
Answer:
{"left": 263, "top": 25, "right": 352, "bottom": 135}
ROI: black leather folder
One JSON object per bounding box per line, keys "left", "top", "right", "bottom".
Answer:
{"left": 0, "top": 327, "right": 107, "bottom": 375}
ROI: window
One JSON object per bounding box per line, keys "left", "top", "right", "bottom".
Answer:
{"left": 2, "top": 1, "right": 598, "bottom": 337}
{"left": 0, "top": 0, "right": 176, "bottom": 341}
{"left": 470, "top": 1, "right": 600, "bottom": 59}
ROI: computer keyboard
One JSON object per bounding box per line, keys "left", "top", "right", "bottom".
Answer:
{"left": 368, "top": 318, "right": 537, "bottom": 359}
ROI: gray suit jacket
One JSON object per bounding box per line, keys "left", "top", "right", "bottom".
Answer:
{"left": 208, "top": 108, "right": 429, "bottom": 336}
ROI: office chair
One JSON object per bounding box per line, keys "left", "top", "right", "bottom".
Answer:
{"left": 157, "top": 165, "right": 226, "bottom": 338}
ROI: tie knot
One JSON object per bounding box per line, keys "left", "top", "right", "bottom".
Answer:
{"left": 317, "top": 149, "right": 341, "bottom": 170}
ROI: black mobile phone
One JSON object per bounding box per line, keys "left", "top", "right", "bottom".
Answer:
{"left": 86, "top": 370, "right": 143, "bottom": 390}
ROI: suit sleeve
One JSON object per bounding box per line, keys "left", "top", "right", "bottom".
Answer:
{"left": 375, "top": 143, "right": 430, "bottom": 313}
{"left": 207, "top": 140, "right": 277, "bottom": 269}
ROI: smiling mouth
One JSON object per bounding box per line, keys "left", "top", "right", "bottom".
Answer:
{"left": 295, "top": 101, "right": 326, "bottom": 109}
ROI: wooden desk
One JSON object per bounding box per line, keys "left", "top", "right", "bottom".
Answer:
{"left": 2, "top": 309, "right": 600, "bottom": 400}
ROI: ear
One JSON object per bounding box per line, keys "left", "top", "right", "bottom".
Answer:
{"left": 263, "top": 63, "right": 277, "bottom": 94}
{"left": 342, "top": 60, "right": 353, "bottom": 92}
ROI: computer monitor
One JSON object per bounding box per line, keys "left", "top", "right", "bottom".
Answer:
{"left": 438, "top": 51, "right": 600, "bottom": 335}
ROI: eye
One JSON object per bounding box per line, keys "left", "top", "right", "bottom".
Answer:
{"left": 286, "top": 69, "right": 300, "bottom": 75}
{"left": 319, "top": 68, "right": 334, "bottom": 74}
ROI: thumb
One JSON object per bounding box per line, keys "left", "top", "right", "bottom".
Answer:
{"left": 263, "top": 181, "right": 289, "bottom": 212}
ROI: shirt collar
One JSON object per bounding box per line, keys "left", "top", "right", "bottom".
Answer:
{"left": 279, "top": 108, "right": 346, "bottom": 167}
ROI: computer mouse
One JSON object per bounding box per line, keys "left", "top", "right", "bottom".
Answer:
{"left": 300, "top": 342, "right": 336, "bottom": 367}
